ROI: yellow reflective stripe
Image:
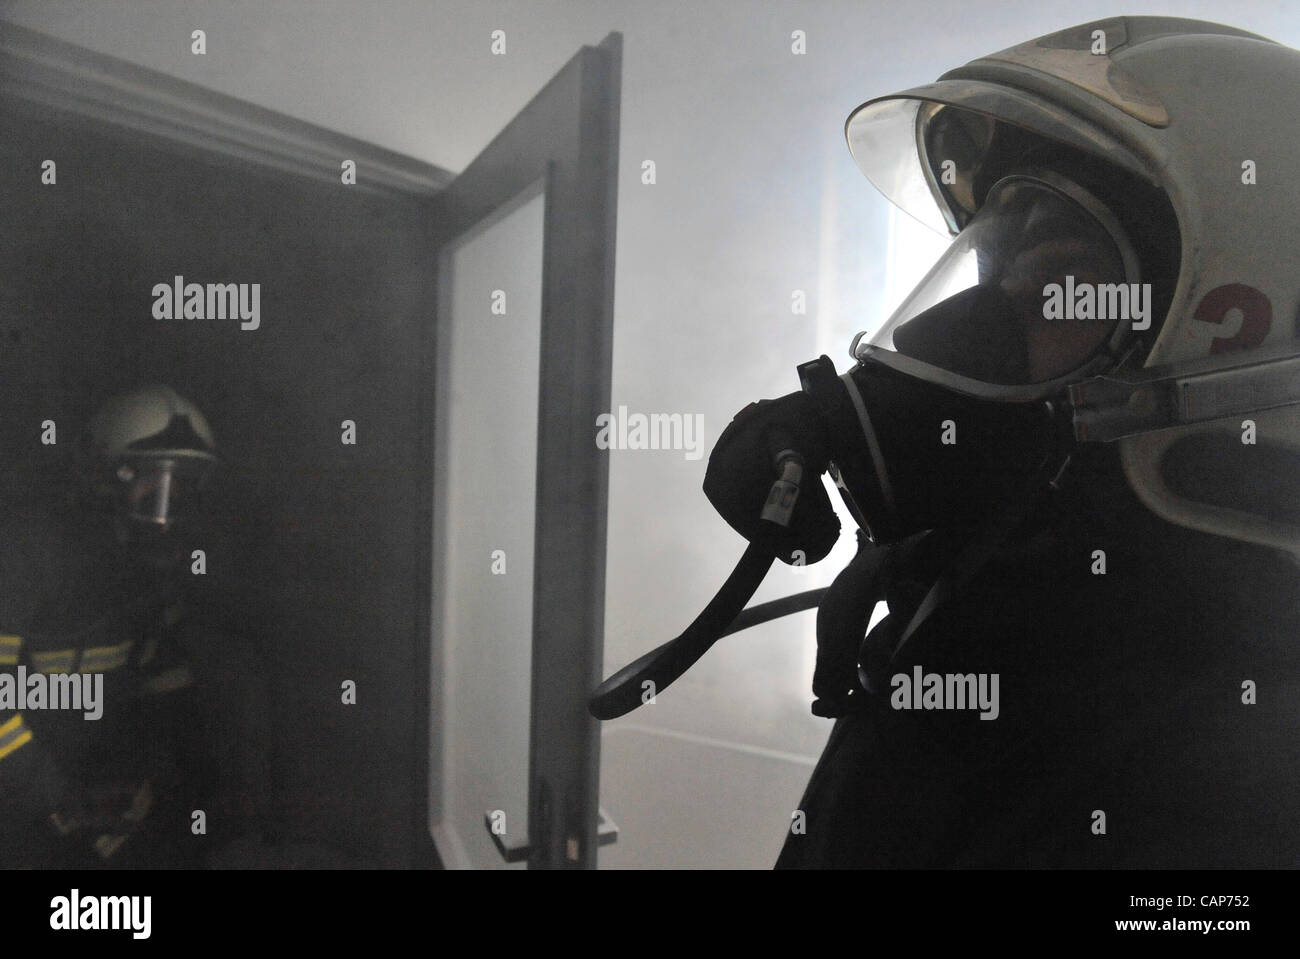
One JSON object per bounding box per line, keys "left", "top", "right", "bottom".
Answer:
{"left": 94, "top": 833, "right": 128, "bottom": 860}
{"left": 0, "top": 730, "right": 32, "bottom": 760}
{"left": 0, "top": 714, "right": 32, "bottom": 761}
{"left": 31, "top": 650, "right": 76, "bottom": 674}
{"left": 0, "top": 654, "right": 16, "bottom": 666}
{"left": 0, "top": 635, "right": 20, "bottom": 647}
{"left": 80, "top": 641, "right": 133, "bottom": 671}
{"left": 0, "top": 636, "right": 20, "bottom": 666}
{"left": 30, "top": 641, "right": 134, "bottom": 674}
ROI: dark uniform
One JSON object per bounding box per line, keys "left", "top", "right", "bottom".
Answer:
{"left": 0, "top": 485, "right": 265, "bottom": 868}
{"left": 777, "top": 451, "right": 1300, "bottom": 868}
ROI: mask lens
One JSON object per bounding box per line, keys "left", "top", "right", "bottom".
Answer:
{"left": 124, "top": 461, "right": 200, "bottom": 527}
{"left": 865, "top": 175, "right": 1132, "bottom": 385}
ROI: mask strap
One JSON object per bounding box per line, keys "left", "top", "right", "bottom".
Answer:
{"left": 886, "top": 462, "right": 1062, "bottom": 664}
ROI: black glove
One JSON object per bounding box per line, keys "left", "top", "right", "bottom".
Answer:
{"left": 812, "top": 529, "right": 888, "bottom": 717}
{"left": 704, "top": 391, "right": 840, "bottom": 565}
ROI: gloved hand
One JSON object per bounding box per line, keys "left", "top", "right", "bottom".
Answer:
{"left": 704, "top": 391, "right": 840, "bottom": 565}
{"left": 812, "top": 529, "right": 888, "bottom": 717}
{"left": 47, "top": 779, "right": 154, "bottom": 862}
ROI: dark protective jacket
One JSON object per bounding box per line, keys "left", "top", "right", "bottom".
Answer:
{"left": 777, "top": 448, "right": 1300, "bottom": 868}
{"left": 0, "top": 486, "right": 268, "bottom": 868}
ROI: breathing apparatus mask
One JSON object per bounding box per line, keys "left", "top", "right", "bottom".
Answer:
{"left": 800, "top": 169, "right": 1140, "bottom": 545}
{"left": 589, "top": 167, "right": 1146, "bottom": 719}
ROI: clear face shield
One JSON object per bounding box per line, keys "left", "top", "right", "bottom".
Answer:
{"left": 115, "top": 458, "right": 206, "bottom": 531}
{"left": 853, "top": 172, "right": 1142, "bottom": 400}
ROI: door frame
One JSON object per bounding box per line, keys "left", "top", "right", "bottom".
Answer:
{"left": 418, "top": 33, "right": 622, "bottom": 868}
{"left": 0, "top": 20, "right": 452, "bottom": 197}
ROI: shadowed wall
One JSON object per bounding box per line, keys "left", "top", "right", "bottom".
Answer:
{"left": 0, "top": 97, "right": 435, "bottom": 866}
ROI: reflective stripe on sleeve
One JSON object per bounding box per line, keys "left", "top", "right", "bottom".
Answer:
{"left": 0, "top": 714, "right": 32, "bottom": 761}
{"left": 78, "top": 641, "right": 133, "bottom": 672}
{"left": 30, "top": 649, "right": 76, "bottom": 674}
{"left": 30, "top": 640, "right": 134, "bottom": 674}
{"left": 0, "top": 635, "right": 20, "bottom": 667}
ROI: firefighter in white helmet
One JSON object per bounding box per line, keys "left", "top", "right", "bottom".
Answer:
{"left": 0, "top": 385, "right": 267, "bottom": 867}
{"left": 760, "top": 15, "right": 1300, "bottom": 868}
{"left": 665, "top": 16, "right": 1300, "bottom": 868}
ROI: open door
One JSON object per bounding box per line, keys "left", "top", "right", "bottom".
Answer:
{"left": 422, "top": 34, "right": 621, "bottom": 869}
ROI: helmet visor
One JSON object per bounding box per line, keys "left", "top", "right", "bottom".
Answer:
{"left": 120, "top": 459, "right": 205, "bottom": 528}
{"left": 859, "top": 174, "right": 1135, "bottom": 387}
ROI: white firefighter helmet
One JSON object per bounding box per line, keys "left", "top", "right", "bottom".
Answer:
{"left": 844, "top": 16, "right": 1300, "bottom": 553}
{"left": 84, "top": 384, "right": 217, "bottom": 528}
